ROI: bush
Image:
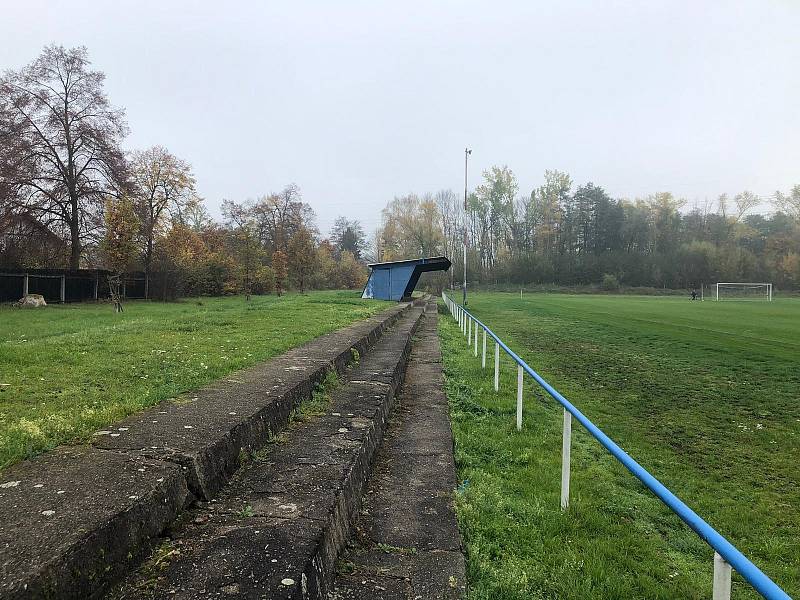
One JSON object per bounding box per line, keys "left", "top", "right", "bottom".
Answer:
{"left": 253, "top": 265, "right": 275, "bottom": 295}
{"left": 601, "top": 273, "right": 620, "bottom": 291}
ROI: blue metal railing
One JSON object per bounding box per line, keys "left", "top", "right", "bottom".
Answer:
{"left": 442, "top": 292, "right": 790, "bottom": 600}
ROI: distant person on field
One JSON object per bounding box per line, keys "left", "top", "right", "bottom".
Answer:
{"left": 691, "top": 289, "right": 697, "bottom": 301}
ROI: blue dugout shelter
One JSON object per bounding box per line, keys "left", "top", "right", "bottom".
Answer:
{"left": 361, "top": 256, "right": 451, "bottom": 301}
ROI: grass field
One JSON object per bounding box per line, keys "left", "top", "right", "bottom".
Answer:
{"left": 0, "top": 292, "right": 384, "bottom": 471}
{"left": 439, "top": 293, "right": 800, "bottom": 599}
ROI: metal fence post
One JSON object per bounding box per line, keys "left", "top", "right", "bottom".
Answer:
{"left": 516, "top": 365, "right": 523, "bottom": 431}
{"left": 561, "top": 409, "right": 572, "bottom": 511}
{"left": 494, "top": 343, "right": 500, "bottom": 391}
{"left": 482, "top": 329, "right": 487, "bottom": 368}
{"left": 467, "top": 315, "right": 471, "bottom": 342}
{"left": 474, "top": 323, "right": 478, "bottom": 356}
{"left": 713, "top": 552, "right": 732, "bottom": 600}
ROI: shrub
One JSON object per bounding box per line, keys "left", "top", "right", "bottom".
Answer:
{"left": 253, "top": 266, "right": 275, "bottom": 295}
{"left": 601, "top": 273, "right": 620, "bottom": 291}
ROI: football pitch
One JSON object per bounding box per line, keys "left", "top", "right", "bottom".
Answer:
{"left": 439, "top": 293, "right": 800, "bottom": 599}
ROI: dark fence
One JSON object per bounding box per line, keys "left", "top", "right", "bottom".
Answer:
{"left": 0, "top": 269, "right": 150, "bottom": 303}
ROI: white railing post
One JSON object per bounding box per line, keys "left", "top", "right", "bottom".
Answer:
{"left": 561, "top": 409, "right": 572, "bottom": 511}
{"left": 474, "top": 323, "right": 478, "bottom": 356}
{"left": 467, "top": 315, "right": 471, "bottom": 342}
{"left": 713, "top": 552, "right": 732, "bottom": 600}
{"left": 481, "top": 329, "right": 487, "bottom": 369}
{"left": 516, "top": 365, "right": 523, "bottom": 431}
{"left": 494, "top": 343, "right": 500, "bottom": 391}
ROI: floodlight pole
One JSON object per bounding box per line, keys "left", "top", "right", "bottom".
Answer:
{"left": 463, "top": 147, "right": 471, "bottom": 306}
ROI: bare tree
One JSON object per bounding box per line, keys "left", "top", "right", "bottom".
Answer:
{"left": 733, "top": 190, "right": 759, "bottom": 222}
{"left": 0, "top": 45, "right": 128, "bottom": 268}
{"left": 129, "top": 146, "right": 196, "bottom": 297}
{"left": 774, "top": 185, "right": 800, "bottom": 221}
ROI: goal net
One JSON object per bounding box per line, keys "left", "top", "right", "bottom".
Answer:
{"left": 715, "top": 283, "right": 773, "bottom": 301}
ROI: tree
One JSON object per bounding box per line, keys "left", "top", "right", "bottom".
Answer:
{"left": 379, "top": 194, "right": 443, "bottom": 260}
{"left": 733, "top": 190, "right": 759, "bottom": 223}
{"left": 222, "top": 199, "right": 264, "bottom": 300}
{"left": 337, "top": 250, "right": 367, "bottom": 289}
{"left": 272, "top": 250, "right": 288, "bottom": 296}
{"left": 314, "top": 240, "right": 339, "bottom": 288}
{"left": 774, "top": 185, "right": 800, "bottom": 222}
{"left": 330, "top": 217, "right": 367, "bottom": 260}
{"left": 0, "top": 45, "right": 128, "bottom": 268}
{"left": 473, "top": 166, "right": 518, "bottom": 267}
{"left": 251, "top": 184, "right": 316, "bottom": 253}
{"left": 287, "top": 226, "right": 317, "bottom": 293}
{"left": 101, "top": 196, "right": 139, "bottom": 312}
{"left": 130, "top": 146, "right": 197, "bottom": 297}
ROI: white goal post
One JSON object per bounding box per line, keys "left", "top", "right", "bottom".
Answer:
{"left": 715, "top": 282, "right": 773, "bottom": 301}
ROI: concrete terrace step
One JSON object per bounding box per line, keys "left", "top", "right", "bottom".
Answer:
{"left": 0, "top": 301, "right": 418, "bottom": 600}
{"left": 328, "top": 302, "right": 466, "bottom": 599}
{"left": 107, "top": 303, "right": 426, "bottom": 600}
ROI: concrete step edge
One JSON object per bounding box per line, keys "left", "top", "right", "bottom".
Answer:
{"left": 107, "top": 304, "right": 428, "bottom": 600}
{"left": 0, "top": 300, "right": 417, "bottom": 600}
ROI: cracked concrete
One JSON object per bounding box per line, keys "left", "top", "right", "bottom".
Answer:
{"left": 0, "top": 302, "right": 416, "bottom": 600}
{"left": 106, "top": 305, "right": 426, "bottom": 600}
{"left": 329, "top": 302, "right": 466, "bottom": 600}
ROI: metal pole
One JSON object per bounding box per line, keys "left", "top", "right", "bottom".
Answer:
{"left": 494, "top": 343, "right": 500, "bottom": 391}
{"left": 463, "top": 147, "right": 471, "bottom": 306}
{"left": 713, "top": 552, "right": 732, "bottom": 600}
{"left": 482, "top": 329, "right": 487, "bottom": 368}
{"left": 463, "top": 240, "right": 467, "bottom": 306}
{"left": 467, "top": 315, "right": 471, "bottom": 342}
{"left": 516, "top": 366, "right": 523, "bottom": 431}
{"left": 474, "top": 322, "right": 478, "bottom": 356}
{"left": 561, "top": 409, "right": 572, "bottom": 511}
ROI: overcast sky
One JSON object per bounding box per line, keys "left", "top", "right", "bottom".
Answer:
{"left": 3, "top": 1, "right": 798, "bottom": 236}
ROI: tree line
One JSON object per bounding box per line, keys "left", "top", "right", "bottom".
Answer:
{"left": 0, "top": 46, "right": 369, "bottom": 298}
{"left": 377, "top": 168, "right": 800, "bottom": 290}
{"left": 5, "top": 46, "right": 798, "bottom": 298}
